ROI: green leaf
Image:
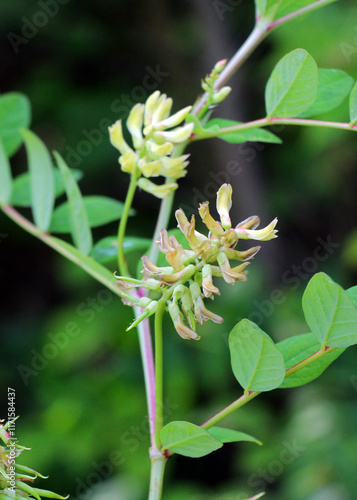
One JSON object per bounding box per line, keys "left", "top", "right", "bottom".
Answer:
{"left": 50, "top": 195, "right": 132, "bottom": 233}
{"left": 349, "top": 81, "right": 357, "bottom": 125}
{"left": 11, "top": 168, "right": 83, "bottom": 207}
{"left": 54, "top": 152, "right": 92, "bottom": 255}
{"left": 207, "top": 426, "right": 262, "bottom": 445}
{"left": 255, "top": 0, "right": 267, "bottom": 15}
{"left": 229, "top": 319, "right": 285, "bottom": 393}
{"left": 277, "top": 332, "right": 345, "bottom": 388}
{"left": 0, "top": 92, "right": 31, "bottom": 157}
{"left": 0, "top": 137, "right": 12, "bottom": 205}
{"left": 22, "top": 129, "right": 55, "bottom": 232}
{"left": 346, "top": 286, "right": 357, "bottom": 309}
{"left": 263, "top": 0, "right": 283, "bottom": 18}
{"left": 15, "top": 481, "right": 41, "bottom": 500}
{"left": 30, "top": 488, "right": 69, "bottom": 499}
{"left": 50, "top": 236, "right": 118, "bottom": 292}
{"left": 186, "top": 113, "right": 219, "bottom": 135}
{"left": 299, "top": 69, "right": 354, "bottom": 118}
{"left": 91, "top": 236, "right": 151, "bottom": 264}
{"left": 302, "top": 272, "right": 357, "bottom": 348}
{"left": 160, "top": 421, "right": 223, "bottom": 458}
{"left": 265, "top": 49, "right": 318, "bottom": 118}
{"left": 205, "top": 118, "right": 282, "bottom": 144}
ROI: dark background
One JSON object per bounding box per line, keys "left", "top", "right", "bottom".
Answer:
{"left": 1, "top": 1, "right": 357, "bottom": 499}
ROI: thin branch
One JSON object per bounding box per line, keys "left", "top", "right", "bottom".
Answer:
{"left": 269, "top": 0, "right": 337, "bottom": 31}
{"left": 191, "top": 117, "right": 357, "bottom": 142}
{"left": 201, "top": 346, "right": 337, "bottom": 430}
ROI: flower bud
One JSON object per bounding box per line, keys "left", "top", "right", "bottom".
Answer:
{"left": 168, "top": 302, "right": 199, "bottom": 340}
{"left": 235, "top": 218, "right": 278, "bottom": 241}
{"left": 156, "top": 105, "right": 192, "bottom": 130}
{"left": 144, "top": 91, "right": 161, "bottom": 126}
{"left": 119, "top": 151, "right": 137, "bottom": 173}
{"left": 212, "top": 86, "right": 231, "bottom": 104}
{"left": 175, "top": 210, "right": 203, "bottom": 250}
{"left": 154, "top": 122, "right": 194, "bottom": 144}
{"left": 216, "top": 183, "right": 232, "bottom": 230}
{"left": 127, "top": 103, "right": 144, "bottom": 144}
{"left": 109, "top": 120, "right": 132, "bottom": 155}
{"left": 236, "top": 215, "right": 260, "bottom": 230}
{"left": 217, "top": 252, "right": 249, "bottom": 284}
{"left": 138, "top": 159, "right": 162, "bottom": 177}
{"left": 152, "top": 95, "right": 173, "bottom": 125}
{"left": 201, "top": 80, "right": 210, "bottom": 93}
{"left": 199, "top": 201, "right": 224, "bottom": 236}
{"left": 166, "top": 247, "right": 184, "bottom": 271}
{"left": 146, "top": 140, "right": 174, "bottom": 158}
{"left": 224, "top": 246, "right": 261, "bottom": 261}
{"left": 138, "top": 178, "right": 178, "bottom": 198}
{"left": 194, "top": 295, "right": 224, "bottom": 324}
{"left": 202, "top": 264, "right": 220, "bottom": 298}
{"left": 127, "top": 300, "right": 158, "bottom": 331}
{"left": 214, "top": 59, "right": 227, "bottom": 73}
{"left": 159, "top": 264, "right": 195, "bottom": 285}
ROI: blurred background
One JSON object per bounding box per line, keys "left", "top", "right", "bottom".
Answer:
{"left": 1, "top": 0, "right": 357, "bottom": 499}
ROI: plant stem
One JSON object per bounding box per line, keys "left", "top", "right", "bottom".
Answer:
{"left": 154, "top": 299, "right": 166, "bottom": 449}
{"left": 193, "top": 23, "right": 269, "bottom": 118}
{"left": 269, "top": 0, "right": 337, "bottom": 31}
{"left": 201, "top": 346, "right": 336, "bottom": 429}
{"left": 201, "top": 391, "right": 261, "bottom": 430}
{"left": 135, "top": 304, "right": 157, "bottom": 452}
{"left": 285, "top": 346, "right": 337, "bottom": 377}
{"left": 269, "top": 117, "right": 357, "bottom": 131}
{"left": 191, "top": 117, "right": 357, "bottom": 142}
{"left": 193, "top": 0, "right": 336, "bottom": 119}
{"left": 149, "top": 452, "right": 167, "bottom": 500}
{"left": 117, "top": 170, "right": 139, "bottom": 277}
{"left": 0, "top": 204, "right": 123, "bottom": 297}
{"left": 148, "top": 143, "right": 187, "bottom": 266}
{"left": 1, "top": 203, "right": 160, "bottom": 462}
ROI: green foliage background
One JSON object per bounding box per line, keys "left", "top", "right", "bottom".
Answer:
{"left": 1, "top": 0, "right": 357, "bottom": 498}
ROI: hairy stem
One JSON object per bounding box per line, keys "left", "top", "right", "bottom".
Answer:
{"left": 117, "top": 170, "right": 139, "bottom": 276}
{"left": 201, "top": 346, "right": 337, "bottom": 430}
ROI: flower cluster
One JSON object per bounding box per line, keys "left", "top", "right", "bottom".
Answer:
{"left": 116, "top": 184, "right": 278, "bottom": 340}
{"left": 109, "top": 91, "right": 194, "bottom": 198}
{"left": 0, "top": 419, "right": 67, "bottom": 499}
